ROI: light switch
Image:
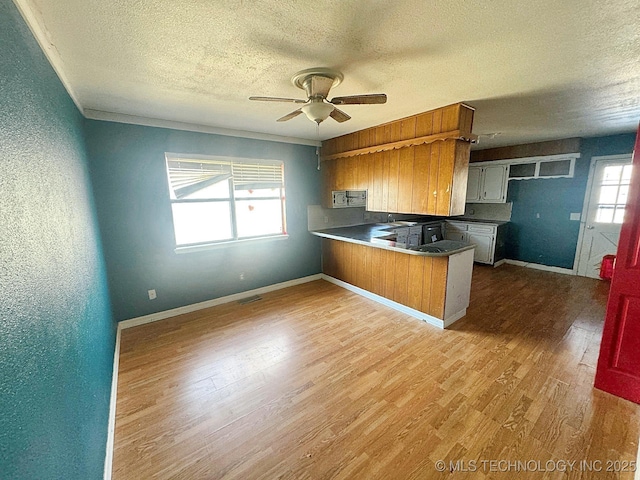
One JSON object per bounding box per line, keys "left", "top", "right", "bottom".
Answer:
{"left": 570, "top": 213, "right": 581, "bottom": 221}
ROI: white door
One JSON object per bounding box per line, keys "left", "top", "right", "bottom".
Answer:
{"left": 482, "top": 165, "right": 507, "bottom": 202}
{"left": 466, "top": 166, "right": 482, "bottom": 202}
{"left": 577, "top": 155, "right": 633, "bottom": 278}
{"left": 468, "top": 232, "right": 493, "bottom": 264}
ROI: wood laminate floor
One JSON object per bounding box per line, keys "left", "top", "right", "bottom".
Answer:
{"left": 113, "top": 265, "right": 640, "bottom": 479}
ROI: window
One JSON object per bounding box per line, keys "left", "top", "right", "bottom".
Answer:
{"left": 508, "top": 162, "right": 536, "bottom": 178}
{"left": 595, "top": 164, "right": 632, "bottom": 224}
{"left": 538, "top": 159, "right": 572, "bottom": 177}
{"left": 166, "top": 154, "right": 286, "bottom": 247}
{"left": 506, "top": 156, "right": 576, "bottom": 180}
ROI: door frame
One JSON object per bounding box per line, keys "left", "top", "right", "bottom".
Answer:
{"left": 574, "top": 153, "right": 633, "bottom": 277}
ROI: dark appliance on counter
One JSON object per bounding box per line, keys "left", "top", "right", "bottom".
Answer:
{"left": 394, "top": 225, "right": 423, "bottom": 248}
{"left": 422, "top": 223, "right": 444, "bottom": 244}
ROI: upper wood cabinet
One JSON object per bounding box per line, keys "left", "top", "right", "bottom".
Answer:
{"left": 321, "top": 103, "right": 475, "bottom": 216}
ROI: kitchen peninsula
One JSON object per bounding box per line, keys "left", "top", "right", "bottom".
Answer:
{"left": 313, "top": 223, "right": 475, "bottom": 328}
{"left": 317, "top": 102, "right": 477, "bottom": 328}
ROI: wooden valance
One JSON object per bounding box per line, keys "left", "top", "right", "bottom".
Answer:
{"left": 321, "top": 130, "right": 478, "bottom": 161}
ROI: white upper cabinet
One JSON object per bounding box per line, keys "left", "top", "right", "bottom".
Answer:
{"left": 466, "top": 154, "right": 578, "bottom": 204}
{"left": 482, "top": 165, "right": 508, "bottom": 202}
{"left": 465, "top": 166, "right": 482, "bottom": 202}
{"left": 466, "top": 164, "right": 508, "bottom": 203}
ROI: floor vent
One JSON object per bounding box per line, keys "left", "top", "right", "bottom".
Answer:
{"left": 237, "top": 295, "right": 262, "bottom": 305}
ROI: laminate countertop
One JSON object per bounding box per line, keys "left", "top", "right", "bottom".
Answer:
{"left": 311, "top": 223, "right": 475, "bottom": 257}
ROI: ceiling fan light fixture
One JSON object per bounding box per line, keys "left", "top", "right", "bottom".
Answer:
{"left": 250, "top": 68, "right": 386, "bottom": 125}
{"left": 301, "top": 102, "right": 335, "bottom": 124}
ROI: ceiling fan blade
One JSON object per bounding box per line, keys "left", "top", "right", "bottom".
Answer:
{"left": 330, "top": 94, "right": 387, "bottom": 105}
{"left": 277, "top": 109, "right": 303, "bottom": 122}
{"left": 307, "top": 75, "right": 335, "bottom": 98}
{"left": 249, "top": 96, "right": 307, "bottom": 104}
{"left": 330, "top": 107, "right": 351, "bottom": 123}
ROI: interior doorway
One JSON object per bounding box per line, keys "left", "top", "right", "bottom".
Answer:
{"left": 576, "top": 154, "right": 633, "bottom": 278}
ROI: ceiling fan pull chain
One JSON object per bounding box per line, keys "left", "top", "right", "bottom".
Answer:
{"left": 316, "top": 123, "right": 321, "bottom": 171}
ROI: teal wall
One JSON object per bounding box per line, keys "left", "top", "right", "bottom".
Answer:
{"left": 0, "top": 1, "right": 115, "bottom": 478}
{"left": 506, "top": 133, "right": 637, "bottom": 269}
{"left": 84, "top": 120, "right": 322, "bottom": 321}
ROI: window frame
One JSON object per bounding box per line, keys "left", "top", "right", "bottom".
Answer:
{"left": 504, "top": 155, "right": 577, "bottom": 181}
{"left": 165, "top": 153, "right": 288, "bottom": 252}
{"left": 594, "top": 163, "right": 633, "bottom": 225}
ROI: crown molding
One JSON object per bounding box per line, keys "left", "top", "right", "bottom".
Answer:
{"left": 12, "top": 0, "right": 84, "bottom": 115}
{"left": 84, "top": 109, "right": 321, "bottom": 147}
{"left": 12, "top": 0, "right": 320, "bottom": 147}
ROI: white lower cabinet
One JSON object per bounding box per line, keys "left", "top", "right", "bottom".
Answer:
{"left": 444, "top": 222, "right": 468, "bottom": 243}
{"left": 446, "top": 230, "right": 468, "bottom": 243}
{"left": 466, "top": 232, "right": 493, "bottom": 264}
{"left": 445, "top": 221, "right": 504, "bottom": 265}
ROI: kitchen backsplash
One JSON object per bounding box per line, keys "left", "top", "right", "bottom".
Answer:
{"left": 308, "top": 205, "right": 437, "bottom": 231}
{"left": 459, "top": 202, "right": 513, "bottom": 221}
{"left": 308, "top": 205, "right": 367, "bottom": 230}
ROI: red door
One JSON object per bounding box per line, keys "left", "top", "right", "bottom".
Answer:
{"left": 595, "top": 124, "right": 640, "bottom": 403}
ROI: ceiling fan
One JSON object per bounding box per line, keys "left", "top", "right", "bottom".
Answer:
{"left": 249, "top": 68, "right": 387, "bottom": 124}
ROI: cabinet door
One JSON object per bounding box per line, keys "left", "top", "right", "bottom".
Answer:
{"left": 466, "top": 166, "right": 482, "bottom": 202}
{"left": 445, "top": 230, "right": 468, "bottom": 242}
{"left": 467, "top": 233, "right": 494, "bottom": 264}
{"left": 481, "top": 165, "right": 507, "bottom": 202}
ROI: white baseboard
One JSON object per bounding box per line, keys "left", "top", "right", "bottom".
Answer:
{"left": 493, "top": 259, "right": 507, "bottom": 268}
{"left": 504, "top": 259, "right": 575, "bottom": 276}
{"left": 119, "top": 274, "right": 323, "bottom": 330}
{"left": 104, "top": 273, "right": 323, "bottom": 478}
{"left": 104, "top": 323, "right": 121, "bottom": 480}
{"left": 321, "top": 274, "right": 465, "bottom": 329}
{"left": 443, "top": 309, "right": 467, "bottom": 328}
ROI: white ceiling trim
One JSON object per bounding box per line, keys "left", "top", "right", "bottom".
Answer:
{"left": 12, "top": 0, "right": 320, "bottom": 148}
{"left": 12, "top": 0, "right": 84, "bottom": 115}
{"left": 84, "top": 110, "right": 321, "bottom": 147}
{"left": 15, "top": 0, "right": 640, "bottom": 150}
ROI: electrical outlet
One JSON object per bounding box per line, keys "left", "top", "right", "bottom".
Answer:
{"left": 148, "top": 289, "right": 157, "bottom": 300}
{"left": 239, "top": 273, "right": 245, "bottom": 281}
{"left": 570, "top": 212, "right": 581, "bottom": 221}
{"left": 324, "top": 216, "right": 329, "bottom": 223}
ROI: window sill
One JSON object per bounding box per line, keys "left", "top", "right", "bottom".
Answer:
{"left": 174, "top": 234, "right": 289, "bottom": 254}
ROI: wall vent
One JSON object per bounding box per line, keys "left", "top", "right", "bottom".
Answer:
{"left": 237, "top": 295, "right": 262, "bottom": 305}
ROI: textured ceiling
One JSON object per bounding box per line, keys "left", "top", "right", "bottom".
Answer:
{"left": 17, "top": 0, "right": 640, "bottom": 148}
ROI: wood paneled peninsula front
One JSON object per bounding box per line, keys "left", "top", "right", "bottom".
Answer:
{"left": 312, "top": 224, "right": 475, "bottom": 328}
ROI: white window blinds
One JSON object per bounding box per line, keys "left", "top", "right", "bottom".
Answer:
{"left": 167, "top": 157, "right": 284, "bottom": 199}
